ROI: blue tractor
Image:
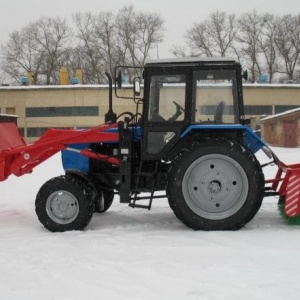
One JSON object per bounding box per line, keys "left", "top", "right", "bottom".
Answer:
{"left": 7, "top": 57, "right": 294, "bottom": 231}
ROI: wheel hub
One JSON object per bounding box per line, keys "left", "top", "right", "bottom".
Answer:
{"left": 46, "top": 191, "right": 79, "bottom": 224}
{"left": 56, "top": 199, "right": 73, "bottom": 215}
{"left": 182, "top": 154, "right": 248, "bottom": 220}
{"left": 199, "top": 171, "right": 231, "bottom": 202}
{"left": 208, "top": 180, "right": 221, "bottom": 194}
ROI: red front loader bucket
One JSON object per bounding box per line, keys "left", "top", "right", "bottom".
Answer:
{"left": 0, "top": 122, "right": 119, "bottom": 182}
{"left": 0, "top": 123, "right": 26, "bottom": 150}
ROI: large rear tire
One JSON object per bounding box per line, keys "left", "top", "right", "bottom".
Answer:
{"left": 166, "top": 139, "right": 264, "bottom": 230}
{"left": 35, "top": 175, "right": 94, "bottom": 232}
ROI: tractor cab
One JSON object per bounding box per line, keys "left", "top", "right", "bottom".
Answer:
{"left": 117, "top": 57, "right": 247, "bottom": 160}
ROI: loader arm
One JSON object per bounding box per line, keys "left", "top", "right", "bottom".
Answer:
{"left": 0, "top": 123, "right": 119, "bottom": 181}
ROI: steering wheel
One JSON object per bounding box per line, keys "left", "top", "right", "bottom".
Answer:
{"left": 151, "top": 101, "right": 185, "bottom": 122}
{"left": 167, "top": 101, "right": 185, "bottom": 122}
{"left": 173, "top": 101, "right": 185, "bottom": 113}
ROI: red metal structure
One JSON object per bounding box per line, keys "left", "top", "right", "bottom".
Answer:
{"left": 0, "top": 122, "right": 119, "bottom": 182}
{"left": 267, "top": 161, "right": 300, "bottom": 217}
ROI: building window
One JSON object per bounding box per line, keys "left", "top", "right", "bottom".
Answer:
{"left": 6, "top": 107, "right": 16, "bottom": 115}
{"left": 275, "top": 105, "right": 299, "bottom": 114}
{"left": 19, "top": 127, "right": 25, "bottom": 137}
{"left": 27, "top": 127, "right": 48, "bottom": 137}
{"left": 27, "top": 127, "right": 68, "bottom": 137}
{"left": 26, "top": 106, "right": 99, "bottom": 117}
{"left": 200, "top": 105, "right": 234, "bottom": 115}
{"left": 244, "top": 105, "right": 272, "bottom": 115}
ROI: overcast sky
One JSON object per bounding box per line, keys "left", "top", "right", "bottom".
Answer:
{"left": 0, "top": 0, "right": 299, "bottom": 58}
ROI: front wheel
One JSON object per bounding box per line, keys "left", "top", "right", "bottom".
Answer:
{"left": 35, "top": 175, "right": 94, "bottom": 232}
{"left": 166, "top": 139, "right": 264, "bottom": 230}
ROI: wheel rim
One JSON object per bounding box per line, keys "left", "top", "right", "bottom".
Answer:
{"left": 182, "top": 154, "right": 248, "bottom": 220}
{"left": 46, "top": 190, "right": 79, "bottom": 224}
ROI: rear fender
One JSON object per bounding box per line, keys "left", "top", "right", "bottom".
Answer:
{"left": 180, "top": 124, "right": 267, "bottom": 154}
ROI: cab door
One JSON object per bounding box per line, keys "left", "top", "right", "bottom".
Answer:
{"left": 142, "top": 71, "right": 190, "bottom": 160}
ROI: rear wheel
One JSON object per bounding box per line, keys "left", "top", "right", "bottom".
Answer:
{"left": 35, "top": 175, "right": 94, "bottom": 232}
{"left": 167, "top": 139, "right": 264, "bottom": 230}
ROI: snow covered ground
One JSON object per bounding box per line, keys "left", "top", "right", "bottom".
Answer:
{"left": 1, "top": 147, "right": 300, "bottom": 300}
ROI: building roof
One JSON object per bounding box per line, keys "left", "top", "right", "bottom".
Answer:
{"left": 261, "top": 107, "right": 300, "bottom": 122}
{"left": 0, "top": 113, "right": 18, "bottom": 117}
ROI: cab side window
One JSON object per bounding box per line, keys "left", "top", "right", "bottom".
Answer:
{"left": 148, "top": 74, "right": 186, "bottom": 122}
{"left": 194, "top": 70, "right": 237, "bottom": 124}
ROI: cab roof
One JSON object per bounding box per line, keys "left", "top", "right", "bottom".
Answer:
{"left": 145, "top": 57, "right": 238, "bottom": 66}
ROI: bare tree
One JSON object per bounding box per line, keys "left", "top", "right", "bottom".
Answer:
{"left": 274, "top": 14, "right": 300, "bottom": 80}
{"left": 73, "top": 7, "right": 164, "bottom": 84}
{"left": 29, "top": 17, "right": 73, "bottom": 84}
{"left": 183, "top": 11, "right": 238, "bottom": 57}
{"left": 171, "top": 45, "right": 188, "bottom": 58}
{"left": 185, "top": 22, "right": 212, "bottom": 57}
{"left": 73, "top": 12, "right": 119, "bottom": 84}
{"left": 0, "top": 66, "right": 9, "bottom": 85}
{"left": 256, "top": 14, "right": 280, "bottom": 83}
{"left": 236, "top": 11, "right": 267, "bottom": 83}
{"left": 172, "top": 11, "right": 300, "bottom": 82}
{"left": 1, "top": 16, "right": 72, "bottom": 85}
{"left": 116, "top": 6, "right": 164, "bottom": 67}
{"left": 4, "top": 8, "right": 300, "bottom": 85}
{"left": 72, "top": 12, "right": 99, "bottom": 83}
{"left": 1, "top": 26, "right": 44, "bottom": 84}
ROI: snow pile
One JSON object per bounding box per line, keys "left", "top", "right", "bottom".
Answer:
{"left": 1, "top": 148, "right": 300, "bottom": 299}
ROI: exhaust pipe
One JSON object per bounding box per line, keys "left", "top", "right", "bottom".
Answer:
{"left": 105, "top": 72, "right": 117, "bottom": 124}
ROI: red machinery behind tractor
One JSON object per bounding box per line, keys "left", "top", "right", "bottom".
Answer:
{"left": 1, "top": 57, "right": 300, "bottom": 232}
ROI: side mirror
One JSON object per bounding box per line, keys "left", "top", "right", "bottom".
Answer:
{"left": 242, "top": 70, "right": 248, "bottom": 81}
{"left": 133, "top": 77, "right": 141, "bottom": 96}
{"left": 116, "top": 70, "right": 122, "bottom": 88}
{"left": 114, "top": 66, "right": 143, "bottom": 100}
